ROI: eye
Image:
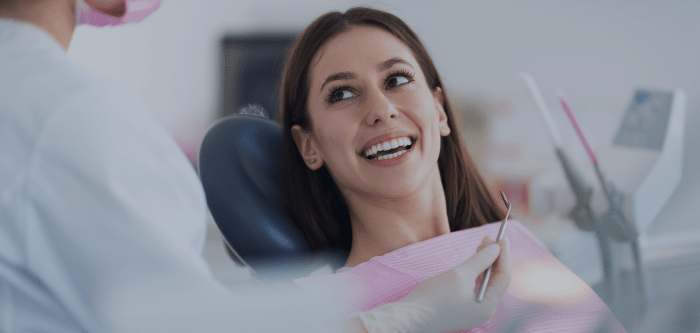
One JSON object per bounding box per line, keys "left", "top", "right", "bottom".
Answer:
{"left": 386, "top": 70, "right": 414, "bottom": 89}
{"left": 387, "top": 76, "right": 409, "bottom": 88}
{"left": 326, "top": 86, "right": 355, "bottom": 104}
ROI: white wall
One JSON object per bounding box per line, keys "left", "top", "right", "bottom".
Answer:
{"left": 67, "top": 0, "right": 700, "bottom": 234}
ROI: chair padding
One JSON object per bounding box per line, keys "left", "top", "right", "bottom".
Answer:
{"left": 198, "top": 115, "right": 311, "bottom": 272}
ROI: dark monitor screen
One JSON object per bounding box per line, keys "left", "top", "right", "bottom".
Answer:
{"left": 220, "top": 34, "right": 297, "bottom": 121}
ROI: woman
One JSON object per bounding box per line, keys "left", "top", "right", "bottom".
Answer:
{"left": 281, "top": 6, "right": 503, "bottom": 268}
{"left": 281, "top": 7, "right": 625, "bottom": 332}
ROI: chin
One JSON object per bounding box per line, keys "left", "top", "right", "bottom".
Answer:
{"left": 372, "top": 181, "right": 420, "bottom": 199}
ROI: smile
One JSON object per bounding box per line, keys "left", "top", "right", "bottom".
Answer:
{"left": 362, "top": 136, "right": 415, "bottom": 160}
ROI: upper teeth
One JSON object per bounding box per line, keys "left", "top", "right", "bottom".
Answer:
{"left": 363, "top": 137, "right": 412, "bottom": 159}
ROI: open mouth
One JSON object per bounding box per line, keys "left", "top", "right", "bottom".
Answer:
{"left": 362, "top": 136, "right": 416, "bottom": 161}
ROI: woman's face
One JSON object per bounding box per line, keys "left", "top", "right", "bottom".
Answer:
{"left": 293, "top": 25, "right": 450, "bottom": 200}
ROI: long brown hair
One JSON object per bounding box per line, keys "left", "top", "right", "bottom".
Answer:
{"left": 281, "top": 7, "right": 504, "bottom": 253}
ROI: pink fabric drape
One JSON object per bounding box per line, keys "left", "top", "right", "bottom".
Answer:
{"left": 295, "top": 221, "right": 626, "bottom": 332}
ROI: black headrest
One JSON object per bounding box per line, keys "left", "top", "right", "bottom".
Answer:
{"left": 198, "top": 115, "right": 343, "bottom": 277}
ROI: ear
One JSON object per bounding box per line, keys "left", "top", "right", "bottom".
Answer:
{"left": 291, "top": 124, "right": 323, "bottom": 170}
{"left": 434, "top": 87, "right": 451, "bottom": 137}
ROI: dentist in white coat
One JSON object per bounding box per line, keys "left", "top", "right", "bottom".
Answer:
{"left": 0, "top": 1, "right": 509, "bottom": 332}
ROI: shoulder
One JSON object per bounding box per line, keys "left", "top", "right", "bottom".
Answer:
{"left": 0, "top": 23, "right": 156, "bottom": 134}
{"left": 33, "top": 74, "right": 196, "bottom": 192}
{"left": 17, "top": 57, "right": 201, "bottom": 208}
{"left": 1, "top": 26, "right": 185, "bottom": 194}
{"left": 26, "top": 72, "right": 208, "bottom": 252}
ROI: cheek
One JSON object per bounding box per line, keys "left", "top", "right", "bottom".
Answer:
{"left": 402, "top": 92, "right": 441, "bottom": 129}
{"left": 315, "top": 118, "right": 357, "bottom": 158}
{"left": 316, "top": 124, "right": 359, "bottom": 188}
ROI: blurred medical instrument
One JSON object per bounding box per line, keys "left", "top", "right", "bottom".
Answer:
{"left": 521, "top": 73, "right": 686, "bottom": 325}
{"left": 558, "top": 90, "right": 641, "bottom": 314}
{"left": 476, "top": 191, "right": 511, "bottom": 303}
{"left": 558, "top": 91, "right": 636, "bottom": 241}
{"left": 521, "top": 73, "right": 597, "bottom": 232}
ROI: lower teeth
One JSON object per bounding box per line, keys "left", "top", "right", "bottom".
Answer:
{"left": 377, "top": 149, "right": 407, "bottom": 160}
{"left": 366, "top": 142, "right": 413, "bottom": 161}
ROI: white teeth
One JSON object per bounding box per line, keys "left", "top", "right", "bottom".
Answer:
{"left": 388, "top": 151, "right": 403, "bottom": 160}
{"left": 375, "top": 146, "right": 408, "bottom": 160}
{"left": 363, "top": 136, "right": 413, "bottom": 159}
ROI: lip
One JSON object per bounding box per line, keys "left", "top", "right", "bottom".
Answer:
{"left": 359, "top": 131, "right": 417, "bottom": 155}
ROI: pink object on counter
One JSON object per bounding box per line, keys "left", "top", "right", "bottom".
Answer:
{"left": 295, "top": 221, "right": 626, "bottom": 332}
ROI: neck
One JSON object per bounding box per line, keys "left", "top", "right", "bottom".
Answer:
{"left": 343, "top": 167, "right": 451, "bottom": 267}
{"left": 0, "top": 0, "right": 77, "bottom": 50}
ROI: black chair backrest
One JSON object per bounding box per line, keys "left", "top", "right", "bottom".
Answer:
{"left": 198, "top": 115, "right": 344, "bottom": 278}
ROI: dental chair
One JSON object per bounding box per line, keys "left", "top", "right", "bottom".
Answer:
{"left": 198, "top": 114, "right": 345, "bottom": 279}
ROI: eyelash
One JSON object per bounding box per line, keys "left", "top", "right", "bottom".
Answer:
{"left": 324, "top": 69, "right": 416, "bottom": 104}
{"left": 386, "top": 69, "right": 415, "bottom": 88}
{"left": 325, "top": 84, "right": 355, "bottom": 104}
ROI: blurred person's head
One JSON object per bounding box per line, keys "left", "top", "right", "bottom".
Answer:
{"left": 0, "top": 0, "right": 158, "bottom": 49}
{"left": 0, "top": 0, "right": 126, "bottom": 18}
{"left": 281, "top": 7, "right": 504, "bottom": 253}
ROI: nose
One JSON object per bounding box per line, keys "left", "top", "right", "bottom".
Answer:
{"left": 364, "top": 91, "right": 398, "bottom": 126}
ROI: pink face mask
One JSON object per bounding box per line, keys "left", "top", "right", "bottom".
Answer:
{"left": 76, "top": 0, "right": 162, "bottom": 27}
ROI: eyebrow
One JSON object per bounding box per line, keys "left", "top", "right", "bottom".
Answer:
{"left": 319, "top": 72, "right": 356, "bottom": 94}
{"left": 318, "top": 57, "right": 414, "bottom": 93}
{"left": 378, "top": 57, "right": 413, "bottom": 71}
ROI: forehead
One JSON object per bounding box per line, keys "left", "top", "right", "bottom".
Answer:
{"left": 309, "top": 25, "right": 417, "bottom": 85}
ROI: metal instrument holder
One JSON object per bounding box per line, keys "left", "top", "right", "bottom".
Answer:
{"left": 554, "top": 147, "right": 646, "bottom": 320}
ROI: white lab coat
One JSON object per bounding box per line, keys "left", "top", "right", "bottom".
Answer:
{"left": 0, "top": 19, "right": 339, "bottom": 332}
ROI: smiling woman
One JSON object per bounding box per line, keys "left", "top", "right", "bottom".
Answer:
{"left": 281, "top": 7, "right": 505, "bottom": 265}
{"left": 280, "top": 7, "right": 626, "bottom": 333}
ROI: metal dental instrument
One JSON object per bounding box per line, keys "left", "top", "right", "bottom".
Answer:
{"left": 476, "top": 191, "right": 511, "bottom": 303}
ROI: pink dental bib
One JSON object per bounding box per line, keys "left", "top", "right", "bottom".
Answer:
{"left": 295, "top": 221, "right": 626, "bottom": 332}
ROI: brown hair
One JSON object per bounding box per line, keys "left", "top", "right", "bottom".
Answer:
{"left": 281, "top": 7, "right": 505, "bottom": 253}
{"left": 0, "top": 0, "right": 22, "bottom": 10}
